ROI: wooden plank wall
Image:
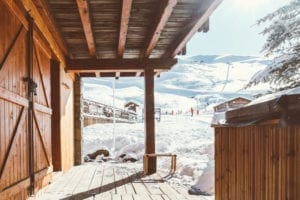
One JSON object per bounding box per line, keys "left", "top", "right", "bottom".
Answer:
{"left": 215, "top": 123, "right": 300, "bottom": 200}
{"left": 51, "top": 60, "right": 74, "bottom": 172}
{"left": 0, "top": 1, "right": 59, "bottom": 198}
{"left": 59, "top": 65, "right": 74, "bottom": 171}
{"left": 0, "top": 2, "right": 29, "bottom": 199}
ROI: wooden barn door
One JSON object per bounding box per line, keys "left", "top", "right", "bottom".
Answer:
{"left": 30, "top": 14, "right": 53, "bottom": 194}
{"left": 0, "top": 2, "right": 52, "bottom": 199}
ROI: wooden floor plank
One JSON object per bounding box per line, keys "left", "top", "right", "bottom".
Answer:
{"left": 32, "top": 163, "right": 212, "bottom": 200}
{"left": 131, "top": 171, "right": 150, "bottom": 194}
{"left": 150, "top": 194, "right": 165, "bottom": 200}
{"left": 101, "top": 165, "right": 117, "bottom": 194}
{"left": 56, "top": 165, "right": 87, "bottom": 197}
{"left": 72, "top": 164, "right": 98, "bottom": 195}
{"left": 159, "top": 184, "right": 189, "bottom": 200}
{"left": 89, "top": 164, "right": 104, "bottom": 191}
{"left": 94, "top": 192, "right": 111, "bottom": 200}
{"left": 132, "top": 194, "right": 152, "bottom": 200}
{"left": 122, "top": 194, "right": 134, "bottom": 200}
{"left": 143, "top": 174, "right": 164, "bottom": 195}
{"left": 123, "top": 169, "right": 138, "bottom": 194}
{"left": 114, "top": 168, "right": 127, "bottom": 194}
{"left": 112, "top": 194, "right": 122, "bottom": 200}
{"left": 161, "top": 194, "right": 171, "bottom": 200}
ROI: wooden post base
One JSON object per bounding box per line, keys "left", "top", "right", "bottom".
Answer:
{"left": 143, "top": 153, "right": 177, "bottom": 175}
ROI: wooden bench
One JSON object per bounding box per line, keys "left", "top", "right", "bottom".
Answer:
{"left": 143, "top": 153, "right": 177, "bottom": 175}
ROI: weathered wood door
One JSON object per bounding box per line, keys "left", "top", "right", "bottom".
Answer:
{"left": 0, "top": 2, "right": 52, "bottom": 199}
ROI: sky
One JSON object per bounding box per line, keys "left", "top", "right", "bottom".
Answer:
{"left": 187, "top": 0, "right": 292, "bottom": 56}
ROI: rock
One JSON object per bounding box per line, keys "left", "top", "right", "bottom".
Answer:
{"left": 119, "top": 153, "right": 138, "bottom": 162}
{"left": 86, "top": 149, "right": 110, "bottom": 160}
{"left": 188, "top": 186, "right": 211, "bottom": 196}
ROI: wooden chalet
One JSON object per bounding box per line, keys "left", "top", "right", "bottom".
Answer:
{"left": 213, "top": 97, "right": 251, "bottom": 112}
{"left": 124, "top": 101, "right": 139, "bottom": 112}
{"left": 0, "top": 0, "right": 222, "bottom": 199}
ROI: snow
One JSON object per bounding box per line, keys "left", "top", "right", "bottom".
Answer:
{"left": 81, "top": 54, "right": 273, "bottom": 196}
{"left": 83, "top": 115, "right": 215, "bottom": 194}
{"left": 248, "top": 86, "right": 300, "bottom": 105}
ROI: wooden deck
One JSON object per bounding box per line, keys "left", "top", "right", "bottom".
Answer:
{"left": 30, "top": 163, "right": 211, "bottom": 200}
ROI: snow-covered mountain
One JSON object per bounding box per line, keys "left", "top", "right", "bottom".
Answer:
{"left": 83, "top": 55, "right": 270, "bottom": 112}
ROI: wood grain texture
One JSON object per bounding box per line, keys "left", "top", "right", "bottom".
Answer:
{"left": 215, "top": 124, "right": 300, "bottom": 200}
{"left": 46, "top": 0, "right": 221, "bottom": 61}
{"left": 0, "top": 2, "right": 53, "bottom": 198}
{"left": 76, "top": 0, "right": 96, "bottom": 57}
{"left": 118, "top": 0, "right": 132, "bottom": 58}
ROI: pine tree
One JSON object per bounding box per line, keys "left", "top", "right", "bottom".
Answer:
{"left": 246, "top": 0, "right": 300, "bottom": 91}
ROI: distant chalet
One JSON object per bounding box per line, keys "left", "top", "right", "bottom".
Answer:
{"left": 124, "top": 101, "right": 139, "bottom": 113}
{"left": 214, "top": 97, "right": 251, "bottom": 112}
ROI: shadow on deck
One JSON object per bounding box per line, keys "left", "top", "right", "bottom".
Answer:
{"left": 31, "top": 162, "right": 211, "bottom": 200}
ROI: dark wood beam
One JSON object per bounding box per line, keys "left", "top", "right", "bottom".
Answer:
{"left": 32, "top": 0, "right": 70, "bottom": 57}
{"left": 144, "top": 67, "right": 156, "bottom": 174}
{"left": 118, "top": 0, "right": 133, "bottom": 58}
{"left": 164, "top": 0, "right": 222, "bottom": 58}
{"left": 76, "top": 0, "right": 96, "bottom": 57}
{"left": 143, "top": 0, "right": 177, "bottom": 58}
{"left": 65, "top": 58, "right": 177, "bottom": 73}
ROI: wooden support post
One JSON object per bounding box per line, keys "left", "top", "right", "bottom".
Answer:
{"left": 144, "top": 67, "right": 156, "bottom": 174}
{"left": 74, "top": 74, "right": 82, "bottom": 165}
{"left": 50, "top": 59, "right": 62, "bottom": 171}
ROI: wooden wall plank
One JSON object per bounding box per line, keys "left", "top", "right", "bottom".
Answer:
{"left": 60, "top": 65, "right": 75, "bottom": 171}
{"left": 215, "top": 127, "right": 221, "bottom": 199}
{"left": 215, "top": 124, "right": 300, "bottom": 200}
{"left": 0, "top": 178, "right": 30, "bottom": 199}
{"left": 0, "top": 1, "right": 55, "bottom": 198}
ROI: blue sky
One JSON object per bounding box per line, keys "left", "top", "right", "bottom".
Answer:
{"left": 187, "top": 0, "right": 291, "bottom": 56}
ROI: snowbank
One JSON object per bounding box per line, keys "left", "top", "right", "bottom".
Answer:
{"left": 83, "top": 115, "right": 215, "bottom": 194}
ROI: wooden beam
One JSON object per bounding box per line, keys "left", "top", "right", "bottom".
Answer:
{"left": 76, "top": 0, "right": 96, "bottom": 57}
{"left": 118, "top": 0, "right": 132, "bottom": 58}
{"left": 74, "top": 75, "right": 82, "bottom": 165}
{"left": 165, "top": 0, "right": 222, "bottom": 58}
{"left": 19, "top": 0, "right": 66, "bottom": 65}
{"left": 32, "top": 0, "right": 70, "bottom": 57}
{"left": 0, "top": 86, "right": 29, "bottom": 108}
{"left": 116, "top": 72, "right": 120, "bottom": 78}
{"left": 65, "top": 58, "right": 177, "bottom": 72}
{"left": 144, "top": 67, "right": 156, "bottom": 174}
{"left": 143, "top": 0, "right": 177, "bottom": 58}
{"left": 155, "top": 71, "right": 161, "bottom": 77}
{"left": 50, "top": 60, "right": 61, "bottom": 171}
{"left": 136, "top": 71, "right": 143, "bottom": 77}
{"left": 95, "top": 72, "right": 100, "bottom": 77}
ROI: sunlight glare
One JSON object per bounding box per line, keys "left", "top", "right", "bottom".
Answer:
{"left": 232, "top": 0, "right": 271, "bottom": 10}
